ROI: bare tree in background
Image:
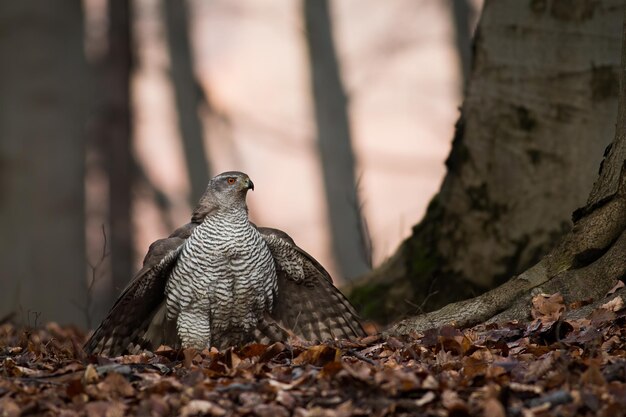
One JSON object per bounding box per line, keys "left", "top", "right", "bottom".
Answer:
{"left": 164, "top": 0, "right": 211, "bottom": 203}
{"left": 103, "top": 0, "right": 134, "bottom": 301}
{"left": 303, "top": 0, "right": 369, "bottom": 282}
{"left": 0, "top": 1, "right": 89, "bottom": 325}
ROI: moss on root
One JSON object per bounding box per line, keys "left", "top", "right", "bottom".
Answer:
{"left": 347, "top": 195, "right": 484, "bottom": 325}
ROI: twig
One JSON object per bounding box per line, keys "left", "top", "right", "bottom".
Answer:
{"left": 346, "top": 349, "right": 377, "bottom": 366}
{"left": 75, "top": 225, "right": 110, "bottom": 328}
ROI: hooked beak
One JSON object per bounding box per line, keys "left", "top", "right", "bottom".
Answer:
{"left": 245, "top": 178, "right": 254, "bottom": 191}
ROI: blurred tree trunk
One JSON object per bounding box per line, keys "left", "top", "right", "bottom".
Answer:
{"left": 449, "top": 0, "right": 475, "bottom": 89}
{"left": 0, "top": 1, "right": 89, "bottom": 325}
{"left": 303, "top": 0, "right": 369, "bottom": 282}
{"left": 348, "top": 0, "right": 624, "bottom": 323}
{"left": 104, "top": 0, "right": 134, "bottom": 305}
{"left": 392, "top": 7, "right": 626, "bottom": 334}
{"left": 164, "top": 0, "right": 211, "bottom": 203}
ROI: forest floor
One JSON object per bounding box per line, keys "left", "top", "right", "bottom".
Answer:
{"left": 1, "top": 292, "right": 626, "bottom": 417}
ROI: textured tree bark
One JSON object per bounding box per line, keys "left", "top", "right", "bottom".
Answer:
{"left": 390, "top": 6, "right": 626, "bottom": 335}
{"left": 348, "top": 0, "right": 624, "bottom": 323}
{"left": 303, "top": 0, "right": 369, "bottom": 282}
{"left": 0, "top": 1, "right": 89, "bottom": 325}
{"left": 164, "top": 0, "right": 211, "bottom": 203}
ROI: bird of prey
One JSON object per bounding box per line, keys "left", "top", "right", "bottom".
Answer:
{"left": 85, "top": 171, "right": 365, "bottom": 356}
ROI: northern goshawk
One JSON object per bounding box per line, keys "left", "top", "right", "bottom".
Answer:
{"left": 85, "top": 171, "right": 365, "bottom": 356}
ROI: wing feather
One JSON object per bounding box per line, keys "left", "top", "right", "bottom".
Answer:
{"left": 84, "top": 223, "right": 197, "bottom": 356}
{"left": 258, "top": 227, "right": 366, "bottom": 342}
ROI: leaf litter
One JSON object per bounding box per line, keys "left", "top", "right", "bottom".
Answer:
{"left": 1, "top": 293, "right": 626, "bottom": 416}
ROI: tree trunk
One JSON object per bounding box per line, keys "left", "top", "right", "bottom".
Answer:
{"left": 0, "top": 1, "right": 89, "bottom": 325}
{"left": 449, "top": 0, "right": 475, "bottom": 90}
{"left": 348, "top": 0, "right": 624, "bottom": 324}
{"left": 391, "top": 5, "right": 626, "bottom": 335}
{"left": 303, "top": 0, "right": 369, "bottom": 282}
{"left": 163, "top": 0, "right": 211, "bottom": 203}
{"left": 105, "top": 0, "right": 134, "bottom": 311}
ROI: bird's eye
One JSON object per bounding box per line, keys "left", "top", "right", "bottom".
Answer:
{"left": 227, "top": 178, "right": 236, "bottom": 185}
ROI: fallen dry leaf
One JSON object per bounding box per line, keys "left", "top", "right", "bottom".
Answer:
{"left": 601, "top": 296, "right": 624, "bottom": 312}
{"left": 531, "top": 293, "right": 566, "bottom": 323}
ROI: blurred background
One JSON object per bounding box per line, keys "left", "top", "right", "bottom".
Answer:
{"left": 0, "top": 0, "right": 482, "bottom": 327}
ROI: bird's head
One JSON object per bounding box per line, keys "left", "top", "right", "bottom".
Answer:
{"left": 192, "top": 171, "right": 254, "bottom": 222}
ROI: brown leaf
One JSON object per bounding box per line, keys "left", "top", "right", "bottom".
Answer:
{"left": 82, "top": 364, "right": 99, "bottom": 384}
{"left": 2, "top": 358, "right": 21, "bottom": 377}
{"left": 320, "top": 360, "right": 343, "bottom": 378}
{"left": 462, "top": 355, "right": 488, "bottom": 379}
{"left": 183, "top": 348, "right": 198, "bottom": 369}
{"left": 601, "top": 296, "right": 624, "bottom": 312}
{"left": 525, "top": 351, "right": 559, "bottom": 382}
{"left": 253, "top": 404, "right": 290, "bottom": 417}
{"left": 293, "top": 345, "right": 340, "bottom": 367}
{"left": 360, "top": 334, "right": 382, "bottom": 344}
{"left": 508, "top": 382, "right": 542, "bottom": 395}
{"left": 141, "top": 394, "right": 170, "bottom": 417}
{"left": 276, "top": 391, "right": 296, "bottom": 409}
{"left": 589, "top": 308, "right": 616, "bottom": 327}
{"left": 143, "top": 377, "right": 184, "bottom": 394}
{"left": 97, "top": 372, "right": 135, "bottom": 397}
{"left": 441, "top": 389, "right": 466, "bottom": 410}
{"left": 180, "top": 400, "right": 226, "bottom": 417}
{"left": 340, "top": 361, "right": 372, "bottom": 382}
{"left": 259, "top": 342, "right": 287, "bottom": 362}
{"left": 386, "top": 336, "right": 404, "bottom": 350}
{"left": 531, "top": 293, "right": 565, "bottom": 323}
{"left": 84, "top": 401, "right": 127, "bottom": 417}
{"left": 58, "top": 410, "right": 80, "bottom": 417}
{"left": 581, "top": 362, "right": 606, "bottom": 386}
{"left": 0, "top": 397, "right": 20, "bottom": 417}
{"left": 482, "top": 398, "right": 506, "bottom": 417}
{"left": 421, "top": 374, "right": 439, "bottom": 390}
{"left": 225, "top": 348, "right": 241, "bottom": 369}
{"left": 415, "top": 391, "right": 436, "bottom": 407}
{"left": 238, "top": 343, "right": 268, "bottom": 359}
{"left": 375, "top": 368, "right": 420, "bottom": 395}
{"left": 66, "top": 378, "right": 85, "bottom": 398}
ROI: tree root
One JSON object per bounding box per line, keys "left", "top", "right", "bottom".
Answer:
{"left": 388, "top": 190, "right": 626, "bottom": 335}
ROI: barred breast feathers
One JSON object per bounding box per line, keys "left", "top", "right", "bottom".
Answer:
{"left": 165, "top": 207, "right": 278, "bottom": 349}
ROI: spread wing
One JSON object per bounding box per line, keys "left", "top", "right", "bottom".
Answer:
{"left": 84, "top": 223, "right": 197, "bottom": 356}
{"left": 258, "top": 227, "right": 366, "bottom": 342}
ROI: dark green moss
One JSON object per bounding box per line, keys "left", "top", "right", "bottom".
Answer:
{"left": 347, "top": 193, "right": 487, "bottom": 325}
{"left": 404, "top": 196, "right": 484, "bottom": 317}
{"left": 347, "top": 281, "right": 396, "bottom": 323}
